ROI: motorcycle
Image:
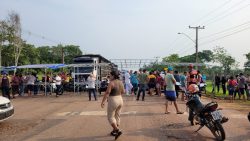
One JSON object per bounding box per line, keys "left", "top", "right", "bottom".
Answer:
{"left": 186, "top": 93, "right": 228, "bottom": 141}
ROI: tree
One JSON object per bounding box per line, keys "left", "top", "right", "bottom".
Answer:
{"left": 162, "top": 54, "right": 180, "bottom": 62}
{"left": 244, "top": 52, "right": 250, "bottom": 72}
{"left": 63, "top": 45, "right": 82, "bottom": 64}
{"left": 7, "top": 12, "right": 23, "bottom": 72}
{"left": 198, "top": 50, "right": 213, "bottom": 63}
{"left": 19, "top": 43, "right": 39, "bottom": 65}
{"left": 0, "top": 20, "right": 14, "bottom": 68}
{"left": 213, "top": 46, "right": 236, "bottom": 74}
{"left": 37, "top": 46, "right": 54, "bottom": 64}
{"left": 179, "top": 54, "right": 196, "bottom": 63}
{"left": 179, "top": 50, "right": 213, "bottom": 63}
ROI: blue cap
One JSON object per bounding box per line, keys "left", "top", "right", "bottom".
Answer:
{"left": 168, "top": 66, "right": 173, "bottom": 71}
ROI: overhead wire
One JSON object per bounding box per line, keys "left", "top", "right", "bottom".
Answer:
{"left": 22, "top": 29, "right": 62, "bottom": 45}
{"left": 200, "top": 0, "right": 248, "bottom": 25}
{"left": 205, "top": 3, "right": 250, "bottom": 25}
{"left": 199, "top": 20, "right": 250, "bottom": 40}
{"left": 199, "top": 25, "right": 250, "bottom": 46}
{"left": 176, "top": 0, "right": 250, "bottom": 57}
{"left": 174, "top": 0, "right": 239, "bottom": 56}
{"left": 190, "top": 0, "right": 233, "bottom": 25}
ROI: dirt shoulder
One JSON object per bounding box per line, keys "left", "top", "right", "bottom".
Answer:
{"left": 202, "top": 94, "right": 250, "bottom": 113}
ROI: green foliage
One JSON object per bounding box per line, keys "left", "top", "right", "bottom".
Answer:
{"left": 0, "top": 11, "right": 83, "bottom": 69}
{"left": 178, "top": 50, "right": 213, "bottom": 63}
{"left": 213, "top": 46, "right": 236, "bottom": 74}
{"left": 63, "top": 45, "right": 82, "bottom": 64}
{"left": 179, "top": 54, "right": 195, "bottom": 63}
{"left": 244, "top": 52, "right": 250, "bottom": 71}
{"left": 162, "top": 54, "right": 179, "bottom": 62}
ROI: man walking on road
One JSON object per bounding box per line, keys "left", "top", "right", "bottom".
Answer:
{"left": 164, "top": 67, "right": 183, "bottom": 114}
{"left": 87, "top": 73, "right": 97, "bottom": 101}
{"left": 55, "top": 73, "right": 62, "bottom": 97}
{"left": 137, "top": 69, "right": 148, "bottom": 101}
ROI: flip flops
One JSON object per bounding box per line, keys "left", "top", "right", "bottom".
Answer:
{"left": 115, "top": 130, "right": 122, "bottom": 140}
{"left": 165, "top": 111, "right": 170, "bottom": 114}
{"left": 177, "top": 112, "right": 184, "bottom": 114}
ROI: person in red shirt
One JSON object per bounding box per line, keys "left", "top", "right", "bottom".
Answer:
{"left": 227, "top": 76, "right": 237, "bottom": 103}
{"left": 11, "top": 74, "right": 20, "bottom": 98}
{"left": 187, "top": 64, "right": 198, "bottom": 86}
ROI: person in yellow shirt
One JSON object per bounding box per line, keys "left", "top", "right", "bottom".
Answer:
{"left": 148, "top": 71, "right": 156, "bottom": 96}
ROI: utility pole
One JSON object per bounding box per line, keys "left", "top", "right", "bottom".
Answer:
{"left": 189, "top": 26, "right": 205, "bottom": 68}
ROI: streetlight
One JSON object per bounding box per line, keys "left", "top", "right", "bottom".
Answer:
{"left": 177, "top": 32, "right": 198, "bottom": 67}
{"left": 177, "top": 32, "right": 195, "bottom": 43}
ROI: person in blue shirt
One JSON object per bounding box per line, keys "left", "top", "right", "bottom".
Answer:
{"left": 130, "top": 71, "right": 139, "bottom": 95}
{"left": 202, "top": 74, "right": 206, "bottom": 83}
{"left": 180, "top": 71, "right": 187, "bottom": 101}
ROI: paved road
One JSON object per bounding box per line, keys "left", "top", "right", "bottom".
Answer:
{"left": 0, "top": 93, "right": 249, "bottom": 141}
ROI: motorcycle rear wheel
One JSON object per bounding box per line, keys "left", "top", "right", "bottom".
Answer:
{"left": 210, "top": 121, "right": 225, "bottom": 141}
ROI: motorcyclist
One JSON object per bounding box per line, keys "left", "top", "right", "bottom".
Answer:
{"left": 187, "top": 84, "right": 229, "bottom": 126}
{"left": 187, "top": 84, "right": 204, "bottom": 125}
{"left": 187, "top": 64, "right": 202, "bottom": 97}
{"left": 187, "top": 64, "right": 198, "bottom": 86}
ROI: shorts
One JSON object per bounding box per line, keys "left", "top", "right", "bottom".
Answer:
{"left": 27, "top": 85, "right": 33, "bottom": 91}
{"left": 156, "top": 83, "right": 161, "bottom": 88}
{"left": 165, "top": 91, "right": 176, "bottom": 101}
{"left": 239, "top": 88, "right": 245, "bottom": 94}
{"left": 180, "top": 86, "right": 187, "bottom": 93}
{"left": 148, "top": 83, "right": 156, "bottom": 89}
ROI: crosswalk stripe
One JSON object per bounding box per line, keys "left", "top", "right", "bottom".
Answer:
{"left": 56, "top": 111, "right": 137, "bottom": 116}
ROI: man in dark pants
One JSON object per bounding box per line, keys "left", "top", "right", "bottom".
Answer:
{"left": 174, "top": 71, "right": 181, "bottom": 98}
{"left": 87, "top": 74, "right": 97, "bottom": 101}
{"left": 137, "top": 69, "right": 148, "bottom": 101}
{"left": 221, "top": 75, "right": 227, "bottom": 97}
{"left": 1, "top": 72, "right": 10, "bottom": 99}
{"left": 215, "top": 74, "right": 221, "bottom": 93}
{"left": 55, "top": 73, "right": 62, "bottom": 97}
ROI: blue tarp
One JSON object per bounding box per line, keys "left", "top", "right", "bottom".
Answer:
{"left": 16, "top": 64, "right": 66, "bottom": 69}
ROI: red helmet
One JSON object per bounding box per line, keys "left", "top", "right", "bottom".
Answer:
{"left": 188, "top": 84, "right": 199, "bottom": 93}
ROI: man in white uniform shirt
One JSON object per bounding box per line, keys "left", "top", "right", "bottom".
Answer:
{"left": 55, "top": 73, "right": 62, "bottom": 97}
{"left": 87, "top": 73, "right": 97, "bottom": 101}
{"left": 124, "top": 71, "right": 132, "bottom": 95}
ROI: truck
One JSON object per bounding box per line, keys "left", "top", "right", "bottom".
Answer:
{"left": 71, "top": 54, "right": 117, "bottom": 92}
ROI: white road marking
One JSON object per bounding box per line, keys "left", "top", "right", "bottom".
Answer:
{"left": 230, "top": 114, "right": 247, "bottom": 119}
{"left": 56, "top": 112, "right": 71, "bottom": 116}
{"left": 56, "top": 111, "right": 137, "bottom": 116}
{"left": 80, "top": 111, "right": 106, "bottom": 116}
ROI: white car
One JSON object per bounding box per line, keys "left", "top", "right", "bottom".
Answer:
{"left": 0, "top": 96, "right": 14, "bottom": 122}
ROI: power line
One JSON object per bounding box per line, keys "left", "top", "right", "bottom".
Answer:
{"left": 175, "top": 0, "right": 249, "bottom": 58}
{"left": 200, "top": 25, "right": 250, "bottom": 46}
{"left": 200, "top": 0, "right": 248, "bottom": 25}
{"left": 200, "top": 20, "right": 250, "bottom": 40}
{"left": 205, "top": 3, "right": 250, "bottom": 25}
{"left": 175, "top": 0, "right": 232, "bottom": 56}
{"left": 178, "top": 23, "right": 250, "bottom": 56}
{"left": 190, "top": 0, "right": 233, "bottom": 25}
{"left": 22, "top": 29, "right": 62, "bottom": 45}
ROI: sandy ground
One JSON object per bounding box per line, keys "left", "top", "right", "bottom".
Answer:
{"left": 0, "top": 92, "right": 249, "bottom": 141}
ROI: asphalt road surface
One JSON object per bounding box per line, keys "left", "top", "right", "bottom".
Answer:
{"left": 0, "top": 93, "right": 249, "bottom": 141}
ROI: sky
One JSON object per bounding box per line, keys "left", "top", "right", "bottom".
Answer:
{"left": 0, "top": 0, "right": 250, "bottom": 68}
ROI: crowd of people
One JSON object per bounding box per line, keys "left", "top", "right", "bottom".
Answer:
{"left": 100, "top": 65, "right": 208, "bottom": 139}
{"left": 118, "top": 65, "right": 205, "bottom": 102}
{"left": 213, "top": 73, "right": 250, "bottom": 102}
{"left": 0, "top": 71, "right": 72, "bottom": 99}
